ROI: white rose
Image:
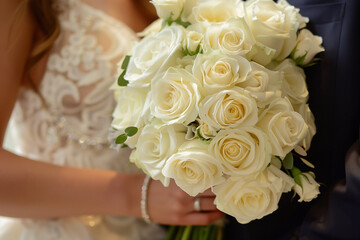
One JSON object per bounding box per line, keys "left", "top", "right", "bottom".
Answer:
{"left": 199, "top": 88, "right": 258, "bottom": 129}
{"left": 196, "top": 118, "right": 217, "bottom": 140}
{"left": 131, "top": 124, "right": 186, "bottom": 185}
{"left": 294, "top": 172, "right": 320, "bottom": 202}
{"left": 151, "top": 67, "right": 201, "bottom": 125}
{"left": 277, "top": 0, "right": 309, "bottom": 29}
{"left": 275, "top": 59, "right": 309, "bottom": 105}
{"left": 294, "top": 103, "right": 316, "bottom": 151}
{"left": 245, "top": 0, "right": 301, "bottom": 64}
{"left": 125, "top": 25, "right": 184, "bottom": 87}
{"left": 209, "top": 127, "right": 271, "bottom": 176}
{"left": 204, "top": 18, "right": 256, "bottom": 57}
{"left": 183, "top": 30, "right": 203, "bottom": 55}
{"left": 257, "top": 97, "right": 308, "bottom": 158}
{"left": 177, "top": 55, "right": 196, "bottom": 73}
{"left": 111, "top": 87, "right": 149, "bottom": 131}
{"left": 151, "top": 0, "right": 184, "bottom": 20}
{"left": 162, "top": 139, "right": 225, "bottom": 196}
{"left": 193, "top": 51, "right": 251, "bottom": 95}
{"left": 213, "top": 169, "right": 283, "bottom": 224}
{"left": 293, "top": 29, "right": 325, "bottom": 65}
{"left": 191, "top": 0, "right": 241, "bottom": 23}
{"left": 237, "top": 61, "right": 282, "bottom": 107}
{"left": 182, "top": 0, "right": 200, "bottom": 22}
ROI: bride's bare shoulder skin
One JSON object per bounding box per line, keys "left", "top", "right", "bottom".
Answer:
{"left": 82, "top": 0, "right": 157, "bottom": 32}
{"left": 0, "top": 0, "right": 36, "bottom": 143}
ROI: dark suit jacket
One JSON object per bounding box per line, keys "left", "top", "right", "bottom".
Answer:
{"left": 224, "top": 0, "right": 360, "bottom": 239}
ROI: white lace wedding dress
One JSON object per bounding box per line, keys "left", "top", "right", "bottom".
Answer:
{"left": 0, "top": 0, "right": 166, "bottom": 239}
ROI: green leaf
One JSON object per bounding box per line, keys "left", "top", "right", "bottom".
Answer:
{"left": 282, "top": 152, "right": 294, "bottom": 170}
{"left": 117, "top": 70, "right": 129, "bottom": 86}
{"left": 115, "top": 134, "right": 127, "bottom": 144}
{"left": 294, "top": 175, "right": 303, "bottom": 188}
{"left": 291, "top": 166, "right": 302, "bottom": 177}
{"left": 163, "top": 9, "right": 191, "bottom": 28}
{"left": 121, "top": 143, "right": 129, "bottom": 148}
{"left": 121, "top": 55, "right": 131, "bottom": 70}
{"left": 184, "top": 44, "right": 202, "bottom": 56}
{"left": 125, "top": 126, "right": 138, "bottom": 137}
{"left": 175, "top": 18, "right": 191, "bottom": 28}
{"left": 291, "top": 166, "right": 303, "bottom": 187}
{"left": 294, "top": 51, "right": 308, "bottom": 66}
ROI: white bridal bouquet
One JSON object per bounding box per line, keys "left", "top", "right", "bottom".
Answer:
{"left": 111, "top": 0, "right": 324, "bottom": 238}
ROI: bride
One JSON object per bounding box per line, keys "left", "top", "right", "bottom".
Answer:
{"left": 0, "top": 0, "right": 222, "bottom": 239}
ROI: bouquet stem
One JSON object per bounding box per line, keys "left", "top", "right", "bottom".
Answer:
{"left": 166, "top": 225, "right": 223, "bottom": 240}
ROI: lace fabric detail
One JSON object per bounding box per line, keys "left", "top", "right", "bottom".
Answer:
{"left": 8, "top": 0, "right": 138, "bottom": 168}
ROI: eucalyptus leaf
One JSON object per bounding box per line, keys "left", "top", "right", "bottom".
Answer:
{"left": 283, "top": 152, "right": 294, "bottom": 170}
{"left": 117, "top": 70, "right": 129, "bottom": 86}
{"left": 115, "top": 134, "right": 127, "bottom": 144}
{"left": 125, "top": 126, "right": 138, "bottom": 137}
{"left": 121, "top": 55, "right": 131, "bottom": 70}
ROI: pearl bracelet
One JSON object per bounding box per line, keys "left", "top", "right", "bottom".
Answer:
{"left": 141, "top": 175, "right": 152, "bottom": 224}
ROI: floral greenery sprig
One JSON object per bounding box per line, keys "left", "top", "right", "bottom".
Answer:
{"left": 162, "top": 10, "right": 191, "bottom": 28}
{"left": 115, "top": 126, "right": 138, "bottom": 144}
{"left": 117, "top": 55, "right": 131, "bottom": 86}
{"left": 277, "top": 149, "right": 320, "bottom": 202}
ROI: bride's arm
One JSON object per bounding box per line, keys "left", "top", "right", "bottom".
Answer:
{"left": 0, "top": 152, "right": 222, "bottom": 226}
{"left": 0, "top": 150, "right": 143, "bottom": 219}
{"left": 0, "top": 1, "right": 222, "bottom": 226}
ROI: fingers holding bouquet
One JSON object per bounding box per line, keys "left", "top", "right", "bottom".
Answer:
{"left": 147, "top": 179, "right": 223, "bottom": 226}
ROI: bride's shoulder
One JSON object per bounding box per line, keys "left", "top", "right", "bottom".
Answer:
{"left": 65, "top": 0, "right": 157, "bottom": 33}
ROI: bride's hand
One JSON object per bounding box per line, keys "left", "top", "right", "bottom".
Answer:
{"left": 147, "top": 179, "right": 223, "bottom": 226}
